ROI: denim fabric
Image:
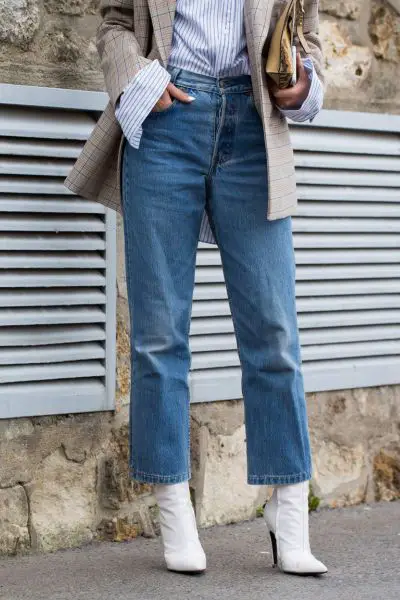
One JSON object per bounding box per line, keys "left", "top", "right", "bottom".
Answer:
{"left": 122, "top": 67, "right": 312, "bottom": 486}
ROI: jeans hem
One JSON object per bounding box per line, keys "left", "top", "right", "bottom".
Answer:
{"left": 130, "top": 468, "right": 191, "bottom": 484}
{"left": 248, "top": 471, "right": 311, "bottom": 486}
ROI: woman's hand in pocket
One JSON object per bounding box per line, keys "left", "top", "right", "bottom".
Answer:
{"left": 152, "top": 83, "right": 195, "bottom": 112}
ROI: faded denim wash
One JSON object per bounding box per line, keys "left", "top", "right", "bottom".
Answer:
{"left": 121, "top": 68, "right": 312, "bottom": 486}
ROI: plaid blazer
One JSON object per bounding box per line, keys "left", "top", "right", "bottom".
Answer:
{"left": 64, "top": 0, "right": 323, "bottom": 220}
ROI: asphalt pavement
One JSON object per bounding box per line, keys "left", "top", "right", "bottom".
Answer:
{"left": 1, "top": 501, "right": 399, "bottom": 600}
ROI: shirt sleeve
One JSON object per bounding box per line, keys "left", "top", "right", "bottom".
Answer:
{"left": 115, "top": 60, "right": 171, "bottom": 149}
{"left": 278, "top": 58, "right": 323, "bottom": 123}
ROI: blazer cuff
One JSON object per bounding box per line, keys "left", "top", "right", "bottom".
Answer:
{"left": 279, "top": 58, "right": 323, "bottom": 123}
{"left": 115, "top": 60, "right": 171, "bottom": 149}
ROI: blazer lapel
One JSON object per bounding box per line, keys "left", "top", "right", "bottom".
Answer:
{"left": 147, "top": 0, "right": 177, "bottom": 66}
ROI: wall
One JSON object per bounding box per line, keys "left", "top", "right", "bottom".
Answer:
{"left": 1, "top": 0, "right": 400, "bottom": 555}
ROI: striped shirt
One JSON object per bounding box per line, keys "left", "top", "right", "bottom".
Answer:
{"left": 115, "top": 0, "right": 324, "bottom": 243}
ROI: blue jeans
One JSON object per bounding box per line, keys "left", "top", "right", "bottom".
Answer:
{"left": 122, "top": 68, "right": 312, "bottom": 486}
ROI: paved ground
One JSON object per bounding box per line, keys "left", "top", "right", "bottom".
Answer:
{"left": 1, "top": 501, "right": 399, "bottom": 600}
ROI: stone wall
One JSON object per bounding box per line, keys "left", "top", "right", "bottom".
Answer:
{"left": 1, "top": 0, "right": 400, "bottom": 555}
{"left": 1, "top": 0, "right": 400, "bottom": 112}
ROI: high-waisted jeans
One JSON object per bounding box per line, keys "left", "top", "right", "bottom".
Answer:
{"left": 121, "top": 67, "right": 312, "bottom": 486}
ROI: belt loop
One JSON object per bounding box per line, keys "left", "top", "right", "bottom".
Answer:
{"left": 169, "top": 67, "right": 182, "bottom": 85}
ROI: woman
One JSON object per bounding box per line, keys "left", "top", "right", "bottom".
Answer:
{"left": 65, "top": 0, "right": 327, "bottom": 576}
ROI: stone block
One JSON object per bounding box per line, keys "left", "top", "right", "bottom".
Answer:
{"left": 319, "top": 20, "right": 373, "bottom": 90}
{"left": 320, "top": 0, "right": 364, "bottom": 20}
{"left": 373, "top": 447, "right": 400, "bottom": 501}
{"left": 311, "top": 440, "right": 368, "bottom": 507}
{"left": 0, "top": 0, "right": 40, "bottom": 48}
{"left": 369, "top": 0, "right": 400, "bottom": 62}
{"left": 43, "top": 0, "right": 99, "bottom": 16}
{"left": 0, "top": 413, "right": 110, "bottom": 489}
{"left": 191, "top": 418, "right": 267, "bottom": 528}
{"left": 0, "top": 486, "right": 30, "bottom": 555}
{"left": 26, "top": 448, "right": 96, "bottom": 552}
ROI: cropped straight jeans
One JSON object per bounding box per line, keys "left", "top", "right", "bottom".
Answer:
{"left": 121, "top": 68, "right": 312, "bottom": 486}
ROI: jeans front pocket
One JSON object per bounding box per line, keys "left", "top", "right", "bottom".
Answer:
{"left": 148, "top": 98, "right": 179, "bottom": 117}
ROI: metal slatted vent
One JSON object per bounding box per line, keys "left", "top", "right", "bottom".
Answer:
{"left": 189, "top": 111, "right": 400, "bottom": 403}
{"left": 0, "top": 85, "right": 116, "bottom": 418}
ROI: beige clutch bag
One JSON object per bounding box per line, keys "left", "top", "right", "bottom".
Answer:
{"left": 266, "top": 0, "right": 311, "bottom": 89}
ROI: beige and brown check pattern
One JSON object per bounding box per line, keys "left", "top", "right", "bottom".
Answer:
{"left": 64, "top": 0, "right": 323, "bottom": 220}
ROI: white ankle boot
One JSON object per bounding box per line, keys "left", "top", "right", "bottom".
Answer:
{"left": 155, "top": 482, "right": 206, "bottom": 574}
{"left": 263, "top": 481, "right": 328, "bottom": 575}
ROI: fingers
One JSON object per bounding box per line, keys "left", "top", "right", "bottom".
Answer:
{"left": 153, "top": 89, "right": 172, "bottom": 112}
{"left": 167, "top": 83, "right": 196, "bottom": 103}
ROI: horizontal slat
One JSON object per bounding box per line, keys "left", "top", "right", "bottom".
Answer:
{"left": 294, "top": 151, "right": 400, "bottom": 172}
{"left": 0, "top": 379, "right": 110, "bottom": 418}
{"left": 295, "top": 169, "right": 400, "bottom": 187}
{"left": 0, "top": 342, "right": 105, "bottom": 365}
{"left": 297, "top": 185, "right": 400, "bottom": 203}
{"left": 0, "top": 177, "right": 73, "bottom": 195}
{"left": 191, "top": 339, "right": 400, "bottom": 370}
{"left": 190, "top": 310, "right": 400, "bottom": 336}
{"left": 0, "top": 360, "right": 105, "bottom": 384}
{"left": 191, "top": 295, "right": 400, "bottom": 318}
{"left": 195, "top": 264, "right": 400, "bottom": 283}
{"left": 0, "top": 157, "right": 71, "bottom": 177}
{"left": 296, "top": 202, "right": 400, "bottom": 218}
{"left": 189, "top": 356, "right": 400, "bottom": 401}
{"left": 293, "top": 233, "right": 400, "bottom": 249}
{"left": 0, "top": 325, "right": 105, "bottom": 347}
{"left": 193, "top": 279, "right": 400, "bottom": 300}
{"left": 0, "top": 270, "right": 105, "bottom": 288}
{"left": 0, "top": 252, "right": 105, "bottom": 270}
{"left": 0, "top": 196, "right": 104, "bottom": 213}
{"left": 0, "top": 138, "right": 83, "bottom": 158}
{"left": 190, "top": 325, "right": 400, "bottom": 352}
{"left": 0, "top": 307, "right": 106, "bottom": 327}
{"left": 0, "top": 233, "right": 105, "bottom": 251}
{"left": 0, "top": 215, "right": 105, "bottom": 232}
{"left": 0, "top": 107, "right": 95, "bottom": 140}
{"left": 0, "top": 288, "right": 105, "bottom": 307}
{"left": 196, "top": 249, "right": 400, "bottom": 267}
{"left": 293, "top": 217, "right": 400, "bottom": 233}
{"left": 291, "top": 128, "right": 400, "bottom": 155}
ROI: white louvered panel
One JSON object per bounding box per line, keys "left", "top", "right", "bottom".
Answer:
{"left": 0, "top": 252, "right": 105, "bottom": 269}
{"left": 0, "top": 307, "right": 105, "bottom": 326}
{"left": 0, "top": 85, "right": 116, "bottom": 418}
{"left": 0, "top": 289, "right": 105, "bottom": 307}
{"left": 0, "top": 325, "right": 105, "bottom": 347}
{"left": 189, "top": 356, "right": 400, "bottom": 402}
{"left": 0, "top": 361, "right": 105, "bottom": 384}
{"left": 0, "top": 138, "right": 83, "bottom": 158}
{"left": 0, "top": 214, "right": 105, "bottom": 231}
{"left": 0, "top": 196, "right": 104, "bottom": 213}
{"left": 191, "top": 295, "right": 400, "bottom": 318}
{"left": 297, "top": 186, "right": 400, "bottom": 202}
{"left": 294, "top": 152, "right": 400, "bottom": 172}
{"left": 190, "top": 111, "right": 400, "bottom": 400}
{"left": 0, "top": 379, "right": 107, "bottom": 419}
{"left": 193, "top": 279, "right": 400, "bottom": 301}
{"left": 197, "top": 249, "right": 400, "bottom": 266}
{"left": 190, "top": 325, "right": 400, "bottom": 354}
{"left": 0, "top": 157, "right": 72, "bottom": 177}
{"left": 191, "top": 339, "right": 400, "bottom": 370}
{"left": 0, "top": 343, "right": 105, "bottom": 365}
{"left": 0, "top": 270, "right": 105, "bottom": 287}
{"left": 195, "top": 264, "right": 400, "bottom": 284}
{"left": 0, "top": 233, "right": 105, "bottom": 251}
{"left": 190, "top": 311, "right": 400, "bottom": 336}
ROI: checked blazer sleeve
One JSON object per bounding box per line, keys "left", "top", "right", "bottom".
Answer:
{"left": 97, "top": 0, "right": 154, "bottom": 107}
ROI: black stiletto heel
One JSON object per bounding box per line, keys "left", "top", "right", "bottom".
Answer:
{"left": 269, "top": 530, "right": 278, "bottom": 567}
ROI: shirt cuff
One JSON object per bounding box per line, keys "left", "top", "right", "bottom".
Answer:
{"left": 115, "top": 60, "right": 171, "bottom": 149}
{"left": 279, "top": 58, "right": 323, "bottom": 123}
